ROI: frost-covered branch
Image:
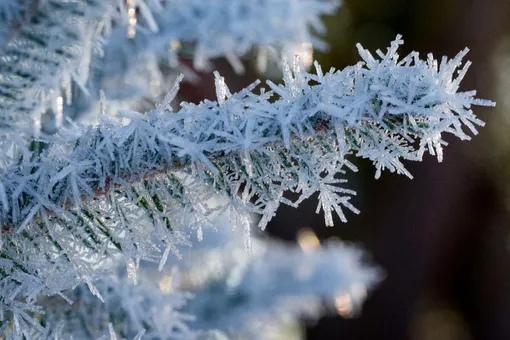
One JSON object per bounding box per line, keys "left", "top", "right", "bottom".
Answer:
{"left": 0, "top": 36, "right": 494, "bottom": 230}
{"left": 0, "top": 0, "right": 339, "bottom": 132}
{"left": 73, "top": 0, "right": 339, "bottom": 122}
{"left": 0, "top": 0, "right": 115, "bottom": 127}
{"left": 125, "top": 0, "right": 338, "bottom": 71}
{"left": 8, "top": 225, "right": 377, "bottom": 339}
{"left": 18, "top": 272, "right": 197, "bottom": 339}
{"left": 182, "top": 238, "right": 378, "bottom": 339}
{"left": 0, "top": 37, "right": 493, "bottom": 334}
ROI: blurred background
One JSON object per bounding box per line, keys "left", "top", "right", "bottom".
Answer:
{"left": 265, "top": 0, "right": 510, "bottom": 339}
{"left": 177, "top": 0, "right": 510, "bottom": 338}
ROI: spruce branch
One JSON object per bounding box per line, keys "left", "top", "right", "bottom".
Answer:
{"left": 10, "top": 220, "right": 378, "bottom": 339}
{"left": 0, "top": 0, "right": 339, "bottom": 132}
{"left": 0, "top": 36, "right": 494, "bottom": 231}
{"left": 180, "top": 238, "right": 378, "bottom": 338}
{"left": 76, "top": 0, "right": 340, "bottom": 119}
{"left": 0, "top": 0, "right": 116, "bottom": 127}
{"left": 26, "top": 271, "right": 197, "bottom": 339}
{"left": 0, "top": 36, "right": 494, "bottom": 331}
